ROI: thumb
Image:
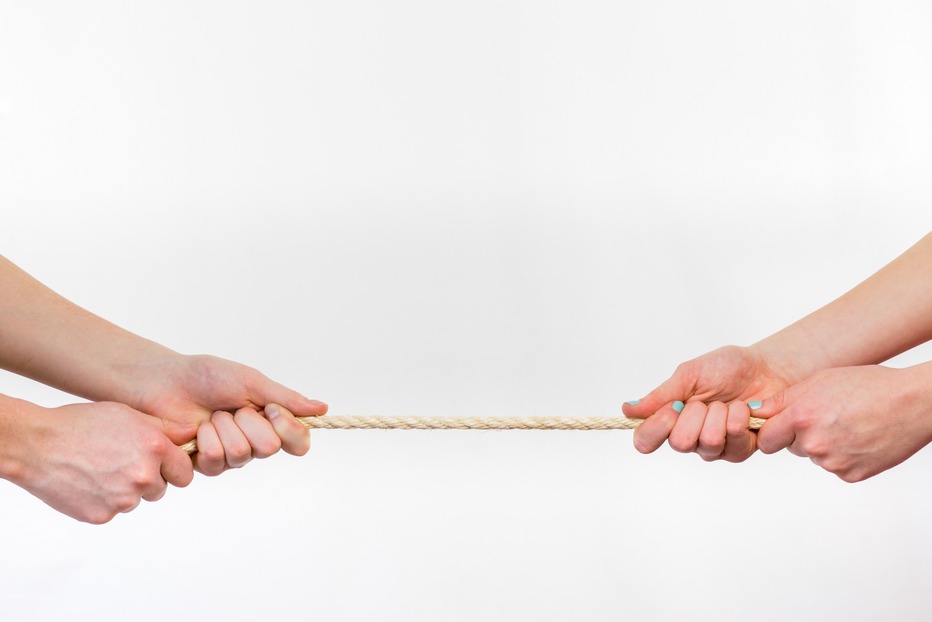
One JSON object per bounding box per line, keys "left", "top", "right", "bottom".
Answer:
{"left": 140, "top": 413, "right": 198, "bottom": 446}
{"left": 749, "top": 387, "right": 793, "bottom": 420}
{"left": 622, "top": 365, "right": 693, "bottom": 418}
{"left": 752, "top": 387, "right": 799, "bottom": 455}
{"left": 251, "top": 373, "right": 329, "bottom": 418}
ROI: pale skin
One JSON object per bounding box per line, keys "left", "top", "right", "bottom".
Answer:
{"left": 0, "top": 256, "right": 328, "bottom": 523}
{"left": 622, "top": 232, "right": 932, "bottom": 482}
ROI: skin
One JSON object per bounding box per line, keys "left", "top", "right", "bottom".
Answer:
{"left": 0, "top": 255, "right": 328, "bottom": 521}
{"left": 755, "top": 364, "right": 932, "bottom": 483}
{"left": 623, "top": 232, "right": 932, "bottom": 481}
{"left": 0, "top": 395, "right": 194, "bottom": 524}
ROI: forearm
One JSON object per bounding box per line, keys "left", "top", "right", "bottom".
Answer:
{"left": 0, "top": 256, "right": 180, "bottom": 405}
{"left": 751, "top": 232, "right": 932, "bottom": 383}
{"left": 0, "top": 393, "right": 37, "bottom": 483}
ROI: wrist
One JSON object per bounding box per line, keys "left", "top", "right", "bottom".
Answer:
{"left": 103, "top": 346, "right": 187, "bottom": 411}
{"left": 0, "top": 395, "right": 44, "bottom": 485}
{"left": 748, "top": 331, "right": 827, "bottom": 386}
{"left": 901, "top": 362, "right": 932, "bottom": 446}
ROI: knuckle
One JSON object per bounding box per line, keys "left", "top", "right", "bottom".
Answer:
{"left": 177, "top": 468, "right": 195, "bottom": 487}
{"left": 723, "top": 452, "right": 752, "bottom": 464}
{"left": 201, "top": 444, "right": 225, "bottom": 464}
{"left": 255, "top": 437, "right": 282, "bottom": 459}
{"left": 131, "top": 468, "right": 156, "bottom": 488}
{"left": 86, "top": 509, "right": 116, "bottom": 525}
{"left": 800, "top": 438, "right": 827, "bottom": 458}
{"left": 790, "top": 409, "right": 816, "bottom": 431}
{"left": 726, "top": 417, "right": 748, "bottom": 437}
{"left": 230, "top": 441, "right": 252, "bottom": 461}
{"left": 119, "top": 495, "right": 140, "bottom": 512}
{"left": 197, "top": 461, "right": 225, "bottom": 477}
{"left": 234, "top": 406, "right": 259, "bottom": 419}
{"left": 142, "top": 434, "right": 166, "bottom": 456}
{"left": 668, "top": 434, "right": 695, "bottom": 454}
{"left": 838, "top": 469, "right": 866, "bottom": 484}
{"left": 823, "top": 456, "right": 852, "bottom": 477}
{"left": 211, "top": 410, "right": 233, "bottom": 424}
{"left": 699, "top": 432, "right": 725, "bottom": 454}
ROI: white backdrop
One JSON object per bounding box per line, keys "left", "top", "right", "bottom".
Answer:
{"left": 2, "top": 2, "right": 932, "bottom": 620}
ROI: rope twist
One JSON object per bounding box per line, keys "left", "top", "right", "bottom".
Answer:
{"left": 179, "top": 414, "right": 766, "bottom": 455}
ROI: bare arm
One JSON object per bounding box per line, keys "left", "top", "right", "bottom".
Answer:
{"left": 0, "top": 255, "right": 327, "bottom": 474}
{"left": 0, "top": 255, "right": 174, "bottom": 405}
{"left": 752, "top": 232, "right": 932, "bottom": 383}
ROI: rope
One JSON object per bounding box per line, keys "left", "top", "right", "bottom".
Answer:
{"left": 178, "top": 414, "right": 766, "bottom": 455}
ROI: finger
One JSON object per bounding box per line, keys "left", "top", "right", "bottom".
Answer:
{"left": 696, "top": 401, "right": 728, "bottom": 460}
{"left": 668, "top": 400, "right": 708, "bottom": 453}
{"left": 234, "top": 407, "right": 282, "bottom": 459}
{"left": 212, "top": 410, "right": 253, "bottom": 468}
{"left": 623, "top": 366, "right": 693, "bottom": 420}
{"left": 265, "top": 403, "right": 311, "bottom": 456}
{"left": 141, "top": 477, "right": 168, "bottom": 503}
{"left": 720, "top": 401, "right": 756, "bottom": 462}
{"left": 632, "top": 402, "right": 680, "bottom": 454}
{"left": 755, "top": 391, "right": 797, "bottom": 455}
{"left": 192, "top": 420, "right": 226, "bottom": 476}
{"left": 159, "top": 438, "right": 196, "bottom": 488}
{"left": 249, "top": 373, "right": 328, "bottom": 418}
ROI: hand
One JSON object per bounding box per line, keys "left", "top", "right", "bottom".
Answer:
{"left": 755, "top": 365, "right": 932, "bottom": 482}
{"left": 10, "top": 400, "right": 194, "bottom": 524}
{"left": 132, "top": 355, "right": 328, "bottom": 476}
{"left": 622, "top": 345, "right": 793, "bottom": 462}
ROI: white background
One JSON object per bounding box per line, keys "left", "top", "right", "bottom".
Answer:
{"left": 2, "top": 1, "right": 932, "bottom": 620}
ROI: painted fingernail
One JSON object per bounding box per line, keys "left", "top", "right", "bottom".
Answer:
{"left": 748, "top": 400, "right": 762, "bottom": 410}
{"left": 673, "top": 400, "right": 685, "bottom": 413}
{"left": 266, "top": 404, "right": 282, "bottom": 420}
{"left": 625, "top": 400, "right": 640, "bottom": 406}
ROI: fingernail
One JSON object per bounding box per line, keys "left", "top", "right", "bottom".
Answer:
{"left": 673, "top": 400, "right": 685, "bottom": 413}
{"left": 625, "top": 400, "right": 640, "bottom": 406}
{"left": 748, "top": 400, "right": 762, "bottom": 410}
{"left": 266, "top": 404, "right": 282, "bottom": 420}
{"left": 307, "top": 399, "right": 327, "bottom": 407}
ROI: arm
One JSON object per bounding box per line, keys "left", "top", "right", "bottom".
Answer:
{"left": 0, "top": 255, "right": 327, "bottom": 472}
{"left": 0, "top": 255, "right": 174, "bottom": 405}
{"left": 751, "top": 231, "right": 932, "bottom": 382}
{"left": 624, "top": 232, "right": 932, "bottom": 459}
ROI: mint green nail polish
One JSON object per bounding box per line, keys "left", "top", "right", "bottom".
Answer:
{"left": 673, "top": 400, "right": 685, "bottom": 413}
{"left": 625, "top": 400, "right": 640, "bottom": 406}
{"left": 748, "top": 400, "right": 762, "bottom": 410}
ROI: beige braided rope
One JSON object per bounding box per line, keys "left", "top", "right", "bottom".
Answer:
{"left": 179, "top": 414, "right": 766, "bottom": 455}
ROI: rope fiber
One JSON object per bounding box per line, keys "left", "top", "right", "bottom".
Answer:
{"left": 178, "top": 414, "right": 767, "bottom": 455}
